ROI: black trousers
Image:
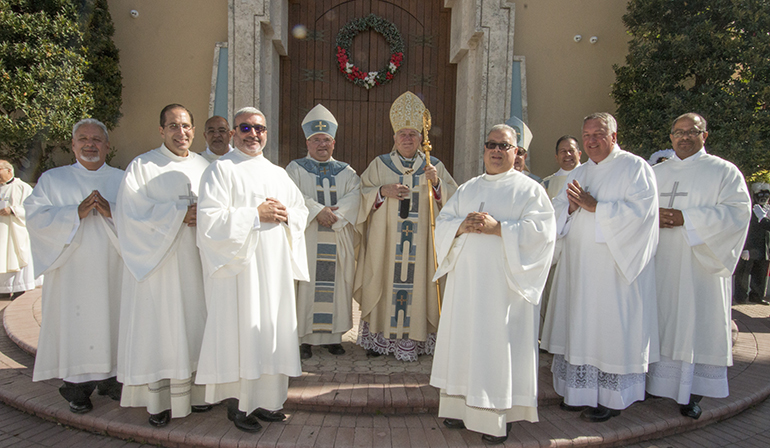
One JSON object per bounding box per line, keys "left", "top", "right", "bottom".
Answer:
{"left": 59, "top": 377, "right": 121, "bottom": 403}
{"left": 734, "top": 258, "right": 770, "bottom": 302}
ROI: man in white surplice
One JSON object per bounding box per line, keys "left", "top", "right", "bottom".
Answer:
{"left": 115, "top": 104, "right": 211, "bottom": 427}
{"left": 541, "top": 112, "right": 660, "bottom": 423}
{"left": 286, "top": 104, "right": 360, "bottom": 360}
{"left": 0, "top": 160, "right": 35, "bottom": 299}
{"left": 196, "top": 107, "right": 309, "bottom": 433}
{"left": 430, "top": 124, "right": 555, "bottom": 445}
{"left": 647, "top": 113, "right": 751, "bottom": 420}
{"left": 27, "top": 118, "right": 124, "bottom": 413}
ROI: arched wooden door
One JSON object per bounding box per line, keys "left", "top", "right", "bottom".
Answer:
{"left": 279, "top": 0, "right": 456, "bottom": 174}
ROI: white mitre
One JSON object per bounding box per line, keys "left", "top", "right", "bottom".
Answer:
{"left": 302, "top": 104, "right": 338, "bottom": 139}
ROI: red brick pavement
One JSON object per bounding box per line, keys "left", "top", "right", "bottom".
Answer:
{"left": 2, "top": 289, "right": 770, "bottom": 447}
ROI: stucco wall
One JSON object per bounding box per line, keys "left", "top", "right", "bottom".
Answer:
{"left": 511, "top": 0, "right": 629, "bottom": 177}
{"left": 106, "top": 0, "right": 228, "bottom": 169}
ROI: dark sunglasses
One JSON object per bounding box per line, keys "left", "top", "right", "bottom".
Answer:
{"left": 484, "top": 142, "right": 513, "bottom": 150}
{"left": 237, "top": 124, "right": 267, "bottom": 134}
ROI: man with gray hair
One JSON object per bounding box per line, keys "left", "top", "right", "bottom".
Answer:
{"left": 541, "top": 112, "right": 660, "bottom": 422}
{"left": 0, "top": 159, "right": 34, "bottom": 299}
{"left": 195, "top": 107, "right": 309, "bottom": 432}
{"left": 26, "top": 118, "right": 124, "bottom": 413}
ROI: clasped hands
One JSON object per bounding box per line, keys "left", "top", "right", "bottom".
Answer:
{"left": 316, "top": 206, "right": 339, "bottom": 228}
{"left": 659, "top": 208, "right": 684, "bottom": 228}
{"left": 79, "top": 190, "right": 112, "bottom": 219}
{"left": 258, "top": 197, "right": 289, "bottom": 224}
{"left": 567, "top": 180, "right": 597, "bottom": 214}
{"left": 456, "top": 211, "right": 501, "bottom": 237}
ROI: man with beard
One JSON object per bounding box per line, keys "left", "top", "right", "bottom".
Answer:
{"left": 196, "top": 107, "right": 308, "bottom": 432}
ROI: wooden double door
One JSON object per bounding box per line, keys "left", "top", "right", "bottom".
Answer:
{"left": 279, "top": 0, "right": 457, "bottom": 174}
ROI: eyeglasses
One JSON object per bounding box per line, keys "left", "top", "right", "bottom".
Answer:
{"left": 237, "top": 124, "right": 267, "bottom": 134}
{"left": 671, "top": 129, "right": 704, "bottom": 138}
{"left": 206, "top": 127, "right": 230, "bottom": 134}
{"left": 165, "top": 123, "right": 193, "bottom": 131}
{"left": 484, "top": 142, "right": 514, "bottom": 150}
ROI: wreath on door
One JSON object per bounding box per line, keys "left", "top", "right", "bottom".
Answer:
{"left": 335, "top": 14, "right": 404, "bottom": 89}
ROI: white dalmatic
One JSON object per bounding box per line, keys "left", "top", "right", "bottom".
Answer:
{"left": 647, "top": 149, "right": 751, "bottom": 404}
{"left": 0, "top": 177, "right": 34, "bottom": 293}
{"left": 541, "top": 144, "right": 660, "bottom": 410}
{"left": 115, "top": 145, "right": 210, "bottom": 417}
{"left": 196, "top": 150, "right": 309, "bottom": 414}
{"left": 430, "top": 170, "right": 555, "bottom": 437}
{"left": 286, "top": 156, "right": 360, "bottom": 345}
{"left": 26, "top": 163, "right": 124, "bottom": 383}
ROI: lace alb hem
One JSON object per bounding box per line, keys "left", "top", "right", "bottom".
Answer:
{"left": 356, "top": 320, "right": 435, "bottom": 362}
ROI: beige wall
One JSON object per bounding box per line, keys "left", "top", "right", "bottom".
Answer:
{"left": 104, "top": 0, "right": 628, "bottom": 177}
{"left": 511, "top": 0, "right": 629, "bottom": 177}
{"left": 106, "top": 0, "right": 228, "bottom": 169}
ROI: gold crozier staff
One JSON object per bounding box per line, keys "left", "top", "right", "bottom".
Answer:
{"left": 422, "top": 109, "right": 442, "bottom": 315}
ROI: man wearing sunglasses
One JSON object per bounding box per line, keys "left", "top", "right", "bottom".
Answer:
{"left": 196, "top": 107, "right": 309, "bottom": 433}
{"left": 430, "top": 124, "right": 555, "bottom": 444}
{"left": 541, "top": 112, "right": 660, "bottom": 423}
{"left": 647, "top": 113, "right": 751, "bottom": 420}
{"left": 286, "top": 104, "right": 360, "bottom": 360}
{"left": 115, "top": 104, "right": 211, "bottom": 428}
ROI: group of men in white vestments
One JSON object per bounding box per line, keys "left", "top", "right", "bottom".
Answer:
{"left": 20, "top": 98, "right": 755, "bottom": 442}
{"left": 539, "top": 112, "right": 751, "bottom": 425}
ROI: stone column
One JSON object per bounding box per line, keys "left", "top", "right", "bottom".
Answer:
{"left": 229, "top": 0, "right": 288, "bottom": 162}
{"left": 445, "top": 0, "right": 516, "bottom": 183}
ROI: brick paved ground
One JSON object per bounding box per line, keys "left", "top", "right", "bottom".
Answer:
{"left": 1, "top": 289, "right": 770, "bottom": 447}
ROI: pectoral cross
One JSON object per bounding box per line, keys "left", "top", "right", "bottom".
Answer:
{"left": 661, "top": 181, "right": 688, "bottom": 208}
{"left": 179, "top": 182, "right": 197, "bottom": 206}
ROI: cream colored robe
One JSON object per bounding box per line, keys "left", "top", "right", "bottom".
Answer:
{"left": 353, "top": 151, "right": 457, "bottom": 344}
{"left": 286, "top": 156, "right": 360, "bottom": 344}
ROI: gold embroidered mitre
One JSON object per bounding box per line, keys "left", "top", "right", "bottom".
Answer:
{"left": 390, "top": 91, "right": 427, "bottom": 134}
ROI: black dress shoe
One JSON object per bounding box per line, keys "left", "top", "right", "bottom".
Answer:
{"left": 69, "top": 398, "right": 93, "bottom": 414}
{"left": 325, "top": 344, "right": 346, "bottom": 355}
{"left": 680, "top": 394, "right": 703, "bottom": 419}
{"left": 148, "top": 410, "right": 171, "bottom": 427}
{"left": 252, "top": 407, "right": 286, "bottom": 422}
{"left": 580, "top": 405, "right": 621, "bottom": 422}
{"left": 481, "top": 422, "right": 512, "bottom": 445}
{"left": 442, "top": 418, "right": 465, "bottom": 429}
{"left": 191, "top": 405, "right": 213, "bottom": 413}
{"left": 366, "top": 349, "right": 382, "bottom": 357}
{"left": 227, "top": 408, "right": 263, "bottom": 432}
{"left": 559, "top": 400, "right": 587, "bottom": 412}
{"left": 748, "top": 297, "right": 770, "bottom": 305}
{"left": 300, "top": 343, "right": 312, "bottom": 359}
{"left": 680, "top": 402, "right": 702, "bottom": 419}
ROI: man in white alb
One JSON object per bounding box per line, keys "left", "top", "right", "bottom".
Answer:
{"left": 286, "top": 104, "right": 360, "bottom": 360}
{"left": 647, "top": 113, "right": 751, "bottom": 419}
{"left": 196, "top": 107, "right": 309, "bottom": 432}
{"left": 27, "top": 118, "right": 124, "bottom": 413}
{"left": 431, "top": 124, "right": 555, "bottom": 444}
{"left": 541, "top": 135, "right": 582, "bottom": 200}
{"left": 541, "top": 112, "right": 660, "bottom": 422}
{"left": 115, "top": 104, "right": 211, "bottom": 427}
{"left": 0, "top": 160, "right": 34, "bottom": 299}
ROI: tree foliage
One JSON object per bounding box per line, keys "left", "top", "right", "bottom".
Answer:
{"left": 612, "top": 0, "right": 770, "bottom": 176}
{"left": 0, "top": 0, "right": 121, "bottom": 180}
